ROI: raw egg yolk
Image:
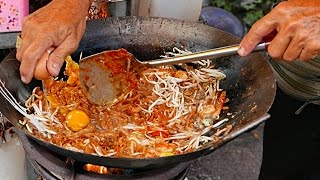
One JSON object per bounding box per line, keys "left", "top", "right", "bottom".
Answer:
{"left": 65, "top": 110, "right": 90, "bottom": 132}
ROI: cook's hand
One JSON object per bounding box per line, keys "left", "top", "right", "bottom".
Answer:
{"left": 16, "top": 0, "right": 91, "bottom": 84}
{"left": 238, "top": 0, "right": 320, "bottom": 61}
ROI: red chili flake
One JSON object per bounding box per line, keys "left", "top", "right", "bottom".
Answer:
{"left": 150, "top": 131, "right": 169, "bottom": 138}
{"left": 125, "top": 76, "right": 138, "bottom": 88}
{"left": 84, "top": 76, "right": 90, "bottom": 81}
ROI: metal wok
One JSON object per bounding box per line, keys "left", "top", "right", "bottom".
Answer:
{"left": 0, "top": 17, "right": 276, "bottom": 169}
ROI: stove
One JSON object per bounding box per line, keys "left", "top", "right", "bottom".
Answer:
{"left": 16, "top": 130, "right": 190, "bottom": 180}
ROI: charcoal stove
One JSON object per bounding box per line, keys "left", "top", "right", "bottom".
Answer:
{"left": 16, "top": 129, "right": 190, "bottom": 180}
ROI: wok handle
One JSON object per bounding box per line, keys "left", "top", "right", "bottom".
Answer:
{"left": 143, "top": 42, "right": 270, "bottom": 66}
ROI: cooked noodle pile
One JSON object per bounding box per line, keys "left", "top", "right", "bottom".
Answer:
{"left": 18, "top": 48, "right": 231, "bottom": 158}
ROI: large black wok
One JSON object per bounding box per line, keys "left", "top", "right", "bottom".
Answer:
{"left": 0, "top": 17, "right": 276, "bottom": 169}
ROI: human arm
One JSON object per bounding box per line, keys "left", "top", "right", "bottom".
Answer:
{"left": 238, "top": 0, "right": 320, "bottom": 61}
{"left": 16, "top": 0, "right": 93, "bottom": 83}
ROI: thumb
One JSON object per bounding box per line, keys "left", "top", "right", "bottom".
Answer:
{"left": 238, "top": 14, "right": 277, "bottom": 56}
{"left": 47, "top": 40, "right": 78, "bottom": 77}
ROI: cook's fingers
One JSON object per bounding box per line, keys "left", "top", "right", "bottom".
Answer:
{"left": 16, "top": 27, "right": 34, "bottom": 61}
{"left": 281, "top": 36, "right": 304, "bottom": 61}
{"left": 267, "top": 30, "right": 292, "bottom": 60}
{"left": 299, "top": 48, "right": 319, "bottom": 61}
{"left": 34, "top": 47, "right": 55, "bottom": 80}
{"left": 238, "top": 16, "right": 277, "bottom": 56}
{"left": 19, "top": 39, "right": 52, "bottom": 84}
{"left": 16, "top": 36, "right": 30, "bottom": 62}
{"left": 47, "top": 38, "right": 78, "bottom": 76}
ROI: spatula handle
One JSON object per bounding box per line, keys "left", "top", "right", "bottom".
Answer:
{"left": 143, "top": 42, "right": 270, "bottom": 66}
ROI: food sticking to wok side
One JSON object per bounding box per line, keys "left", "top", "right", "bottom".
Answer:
{"left": 11, "top": 48, "right": 233, "bottom": 159}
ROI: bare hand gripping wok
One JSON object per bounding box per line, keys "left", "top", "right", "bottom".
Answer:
{"left": 79, "top": 42, "right": 269, "bottom": 105}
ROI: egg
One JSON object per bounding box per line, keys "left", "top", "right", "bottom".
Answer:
{"left": 34, "top": 47, "right": 55, "bottom": 80}
{"left": 174, "top": 70, "right": 188, "bottom": 80}
{"left": 65, "top": 110, "right": 90, "bottom": 132}
{"left": 160, "top": 152, "right": 174, "bottom": 157}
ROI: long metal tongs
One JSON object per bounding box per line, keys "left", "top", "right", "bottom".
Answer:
{"left": 135, "top": 42, "right": 270, "bottom": 66}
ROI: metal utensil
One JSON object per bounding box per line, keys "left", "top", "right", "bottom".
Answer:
{"left": 136, "top": 42, "right": 269, "bottom": 66}
{"left": 79, "top": 42, "right": 270, "bottom": 105}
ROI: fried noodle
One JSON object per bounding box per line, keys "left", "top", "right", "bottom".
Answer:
{"left": 2, "top": 48, "right": 232, "bottom": 158}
